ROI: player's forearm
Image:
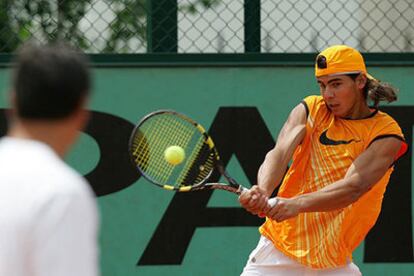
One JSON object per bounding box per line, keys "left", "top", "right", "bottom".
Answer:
{"left": 295, "top": 175, "right": 363, "bottom": 212}
{"left": 257, "top": 147, "right": 291, "bottom": 197}
{"left": 258, "top": 124, "right": 306, "bottom": 197}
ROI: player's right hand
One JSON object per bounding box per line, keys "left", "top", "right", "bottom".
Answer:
{"left": 238, "top": 185, "right": 270, "bottom": 216}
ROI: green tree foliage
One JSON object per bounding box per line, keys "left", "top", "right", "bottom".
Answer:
{"left": 103, "top": 0, "right": 146, "bottom": 53}
{"left": 0, "top": 0, "right": 90, "bottom": 52}
{"left": 179, "top": 0, "right": 221, "bottom": 14}
{"left": 0, "top": 0, "right": 24, "bottom": 52}
{"left": 0, "top": 0, "right": 220, "bottom": 53}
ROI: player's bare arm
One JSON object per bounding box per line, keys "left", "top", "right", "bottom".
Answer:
{"left": 268, "top": 137, "right": 403, "bottom": 222}
{"left": 239, "top": 103, "right": 307, "bottom": 215}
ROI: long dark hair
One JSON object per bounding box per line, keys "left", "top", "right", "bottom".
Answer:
{"left": 348, "top": 73, "right": 398, "bottom": 107}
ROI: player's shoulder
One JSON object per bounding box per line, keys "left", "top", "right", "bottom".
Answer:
{"left": 45, "top": 162, "right": 94, "bottom": 200}
{"left": 369, "top": 109, "right": 400, "bottom": 128}
{"left": 0, "top": 138, "right": 93, "bottom": 199}
{"left": 369, "top": 109, "right": 403, "bottom": 134}
{"left": 301, "top": 95, "right": 328, "bottom": 119}
{"left": 302, "top": 95, "right": 325, "bottom": 108}
{"left": 375, "top": 109, "right": 398, "bottom": 122}
{"left": 303, "top": 94, "right": 323, "bottom": 102}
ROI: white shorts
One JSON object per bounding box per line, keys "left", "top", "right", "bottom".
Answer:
{"left": 241, "top": 236, "right": 362, "bottom": 276}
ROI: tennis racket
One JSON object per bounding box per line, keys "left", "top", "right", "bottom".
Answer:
{"left": 128, "top": 110, "right": 277, "bottom": 207}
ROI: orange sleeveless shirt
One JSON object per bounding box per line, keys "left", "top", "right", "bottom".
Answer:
{"left": 260, "top": 95, "right": 408, "bottom": 269}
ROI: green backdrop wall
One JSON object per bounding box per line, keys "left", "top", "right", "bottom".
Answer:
{"left": 0, "top": 63, "right": 413, "bottom": 275}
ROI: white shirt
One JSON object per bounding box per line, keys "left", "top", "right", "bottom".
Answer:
{"left": 0, "top": 137, "right": 99, "bottom": 276}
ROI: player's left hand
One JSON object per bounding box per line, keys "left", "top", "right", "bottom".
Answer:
{"left": 267, "top": 197, "right": 301, "bottom": 222}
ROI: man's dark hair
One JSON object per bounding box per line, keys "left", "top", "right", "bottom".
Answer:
{"left": 12, "top": 41, "right": 91, "bottom": 119}
{"left": 347, "top": 73, "right": 397, "bottom": 107}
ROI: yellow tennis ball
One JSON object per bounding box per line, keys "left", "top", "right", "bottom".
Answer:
{"left": 164, "top": 145, "right": 185, "bottom": 165}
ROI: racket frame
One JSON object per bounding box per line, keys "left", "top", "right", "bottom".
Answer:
{"left": 128, "top": 110, "right": 246, "bottom": 195}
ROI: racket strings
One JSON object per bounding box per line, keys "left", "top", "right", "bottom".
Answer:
{"left": 178, "top": 141, "right": 214, "bottom": 185}
{"left": 134, "top": 115, "right": 190, "bottom": 183}
{"left": 143, "top": 117, "right": 176, "bottom": 182}
{"left": 132, "top": 115, "right": 171, "bottom": 181}
{"left": 138, "top": 115, "right": 192, "bottom": 184}
{"left": 131, "top": 113, "right": 213, "bottom": 187}
{"left": 176, "top": 135, "right": 207, "bottom": 184}
{"left": 134, "top": 116, "right": 175, "bottom": 181}
{"left": 172, "top": 121, "right": 215, "bottom": 185}
{"left": 149, "top": 116, "right": 195, "bottom": 183}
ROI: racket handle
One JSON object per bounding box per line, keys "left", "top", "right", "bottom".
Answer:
{"left": 268, "top": 197, "right": 278, "bottom": 207}
{"left": 258, "top": 197, "right": 278, "bottom": 218}
{"left": 239, "top": 186, "right": 278, "bottom": 218}
{"left": 238, "top": 186, "right": 249, "bottom": 194}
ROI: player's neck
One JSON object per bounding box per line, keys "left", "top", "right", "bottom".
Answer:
{"left": 342, "top": 99, "right": 373, "bottom": 120}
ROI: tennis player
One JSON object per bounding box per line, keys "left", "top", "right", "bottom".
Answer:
{"left": 0, "top": 42, "right": 99, "bottom": 275}
{"left": 239, "top": 45, "right": 408, "bottom": 275}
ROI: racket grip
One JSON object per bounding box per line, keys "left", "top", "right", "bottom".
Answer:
{"left": 268, "top": 197, "right": 278, "bottom": 207}
{"left": 258, "top": 197, "right": 278, "bottom": 218}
